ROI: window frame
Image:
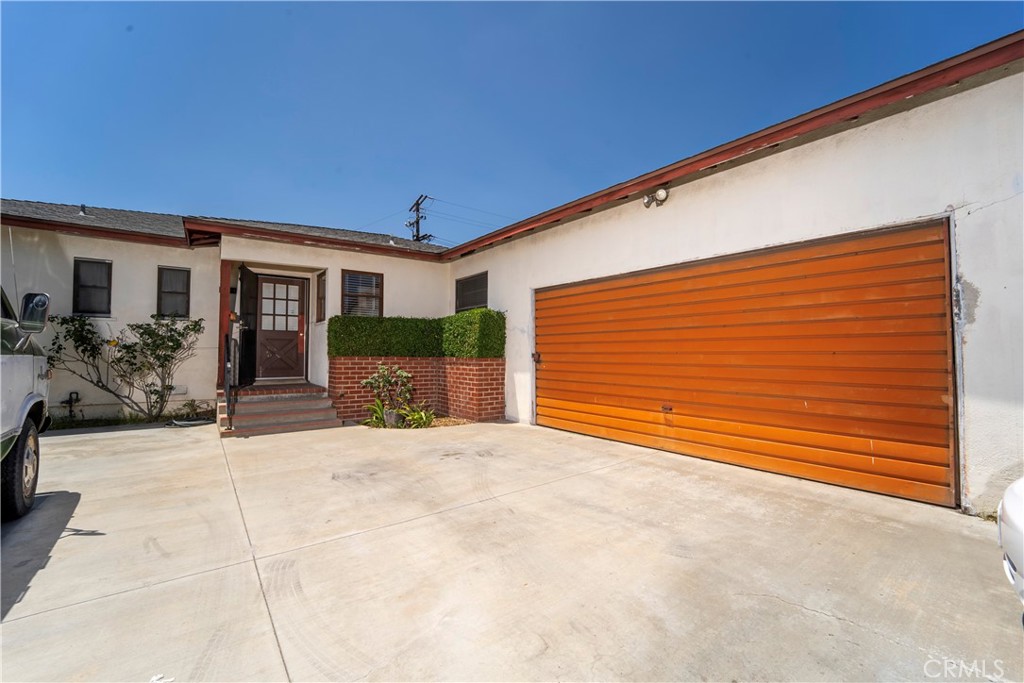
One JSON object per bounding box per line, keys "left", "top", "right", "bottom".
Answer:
{"left": 455, "top": 271, "right": 488, "bottom": 312}
{"left": 73, "top": 258, "right": 113, "bottom": 317}
{"left": 341, "top": 270, "right": 384, "bottom": 317}
{"left": 315, "top": 270, "right": 327, "bottom": 322}
{"left": 156, "top": 266, "right": 191, "bottom": 318}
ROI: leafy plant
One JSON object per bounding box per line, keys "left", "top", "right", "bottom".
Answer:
{"left": 174, "top": 399, "right": 213, "bottom": 421}
{"left": 48, "top": 314, "right": 205, "bottom": 420}
{"left": 401, "top": 404, "right": 435, "bottom": 429}
{"left": 359, "top": 364, "right": 414, "bottom": 412}
{"left": 362, "top": 398, "right": 387, "bottom": 428}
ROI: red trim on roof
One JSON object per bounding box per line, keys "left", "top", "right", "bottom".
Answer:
{"left": 441, "top": 31, "right": 1024, "bottom": 261}
{"left": 1, "top": 215, "right": 189, "bottom": 248}
{"left": 182, "top": 219, "right": 443, "bottom": 262}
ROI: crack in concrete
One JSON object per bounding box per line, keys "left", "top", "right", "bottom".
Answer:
{"left": 735, "top": 592, "right": 954, "bottom": 663}
{"left": 219, "top": 438, "right": 293, "bottom": 682}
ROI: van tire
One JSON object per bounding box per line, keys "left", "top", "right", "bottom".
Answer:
{"left": 1, "top": 418, "right": 39, "bottom": 520}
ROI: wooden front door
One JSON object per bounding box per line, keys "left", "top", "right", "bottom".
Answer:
{"left": 257, "top": 276, "right": 306, "bottom": 379}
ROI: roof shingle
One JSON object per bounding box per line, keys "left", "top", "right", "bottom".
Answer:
{"left": 0, "top": 199, "right": 445, "bottom": 254}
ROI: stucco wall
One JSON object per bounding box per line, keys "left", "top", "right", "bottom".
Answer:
{"left": 0, "top": 226, "right": 221, "bottom": 418}
{"left": 219, "top": 236, "right": 449, "bottom": 387}
{"left": 448, "top": 72, "right": 1023, "bottom": 515}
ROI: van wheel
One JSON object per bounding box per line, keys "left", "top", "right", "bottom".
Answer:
{"left": 1, "top": 418, "right": 39, "bottom": 520}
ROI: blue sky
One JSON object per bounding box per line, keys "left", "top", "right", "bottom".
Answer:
{"left": 2, "top": 2, "right": 1021, "bottom": 246}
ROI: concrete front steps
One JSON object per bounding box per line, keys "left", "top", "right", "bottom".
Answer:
{"left": 217, "top": 382, "right": 343, "bottom": 438}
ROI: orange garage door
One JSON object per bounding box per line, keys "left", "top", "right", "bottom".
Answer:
{"left": 534, "top": 222, "right": 958, "bottom": 506}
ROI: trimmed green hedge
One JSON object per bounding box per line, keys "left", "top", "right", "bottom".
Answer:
{"left": 328, "top": 308, "right": 505, "bottom": 358}
{"left": 442, "top": 308, "right": 506, "bottom": 358}
{"left": 328, "top": 316, "right": 441, "bottom": 357}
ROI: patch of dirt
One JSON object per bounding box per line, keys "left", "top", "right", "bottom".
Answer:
{"left": 431, "top": 416, "right": 473, "bottom": 428}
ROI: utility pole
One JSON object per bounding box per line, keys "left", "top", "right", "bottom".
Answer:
{"left": 406, "top": 194, "right": 434, "bottom": 243}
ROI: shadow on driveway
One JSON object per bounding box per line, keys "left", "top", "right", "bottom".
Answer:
{"left": 1, "top": 491, "right": 97, "bottom": 619}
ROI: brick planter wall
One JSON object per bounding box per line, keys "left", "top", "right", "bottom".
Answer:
{"left": 437, "top": 358, "right": 507, "bottom": 422}
{"left": 328, "top": 356, "right": 505, "bottom": 423}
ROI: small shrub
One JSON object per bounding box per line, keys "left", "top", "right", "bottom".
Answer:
{"left": 362, "top": 398, "right": 386, "bottom": 428}
{"left": 360, "top": 364, "right": 417, "bottom": 429}
{"left": 442, "top": 308, "right": 506, "bottom": 358}
{"left": 401, "top": 404, "right": 435, "bottom": 429}
{"left": 48, "top": 314, "right": 206, "bottom": 419}
{"left": 174, "top": 399, "right": 214, "bottom": 421}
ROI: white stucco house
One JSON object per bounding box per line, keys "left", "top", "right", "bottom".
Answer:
{"left": 2, "top": 32, "right": 1021, "bottom": 515}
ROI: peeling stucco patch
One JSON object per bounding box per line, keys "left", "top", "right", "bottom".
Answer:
{"left": 958, "top": 278, "right": 981, "bottom": 326}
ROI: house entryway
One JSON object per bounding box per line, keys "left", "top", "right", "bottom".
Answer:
{"left": 220, "top": 264, "right": 340, "bottom": 437}
{"left": 256, "top": 276, "right": 306, "bottom": 379}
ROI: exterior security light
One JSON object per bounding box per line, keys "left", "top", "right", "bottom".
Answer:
{"left": 642, "top": 187, "right": 670, "bottom": 208}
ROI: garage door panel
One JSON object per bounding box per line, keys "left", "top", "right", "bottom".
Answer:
{"left": 538, "top": 362, "right": 950, "bottom": 390}
{"left": 537, "top": 371, "right": 949, "bottom": 407}
{"left": 536, "top": 241, "right": 942, "bottom": 313}
{"left": 539, "top": 350, "right": 949, "bottom": 371}
{"left": 536, "top": 298, "right": 950, "bottom": 330}
{"left": 537, "top": 381, "right": 950, "bottom": 430}
{"left": 537, "top": 332, "right": 949, "bottom": 353}
{"left": 534, "top": 223, "right": 957, "bottom": 506}
{"left": 541, "top": 405, "right": 952, "bottom": 486}
{"left": 536, "top": 262, "right": 942, "bottom": 321}
{"left": 540, "top": 224, "right": 946, "bottom": 305}
{"left": 537, "top": 313, "right": 949, "bottom": 340}
{"left": 538, "top": 415, "right": 955, "bottom": 506}
{"left": 537, "top": 397, "right": 952, "bottom": 465}
{"left": 537, "top": 390, "right": 951, "bottom": 447}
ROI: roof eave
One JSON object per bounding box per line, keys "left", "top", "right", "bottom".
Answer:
{"left": 440, "top": 30, "right": 1024, "bottom": 261}
{"left": 1, "top": 215, "right": 189, "bottom": 248}
{"left": 182, "top": 218, "right": 444, "bottom": 262}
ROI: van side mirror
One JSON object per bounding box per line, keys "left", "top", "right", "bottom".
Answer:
{"left": 19, "top": 293, "right": 50, "bottom": 334}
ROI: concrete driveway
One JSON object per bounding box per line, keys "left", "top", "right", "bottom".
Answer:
{"left": 2, "top": 423, "right": 1020, "bottom": 682}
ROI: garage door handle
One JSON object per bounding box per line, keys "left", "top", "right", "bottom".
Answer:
{"left": 661, "top": 405, "right": 673, "bottom": 412}
{"left": 532, "top": 352, "right": 542, "bottom": 363}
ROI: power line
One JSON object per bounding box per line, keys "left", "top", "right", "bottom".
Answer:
{"left": 423, "top": 213, "right": 499, "bottom": 230}
{"left": 354, "top": 209, "right": 407, "bottom": 231}
{"left": 425, "top": 208, "right": 503, "bottom": 229}
{"left": 430, "top": 197, "right": 515, "bottom": 222}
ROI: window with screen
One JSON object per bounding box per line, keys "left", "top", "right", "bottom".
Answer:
{"left": 342, "top": 270, "right": 382, "bottom": 317}
{"left": 455, "top": 272, "right": 488, "bottom": 312}
{"left": 157, "top": 267, "right": 191, "bottom": 318}
{"left": 73, "top": 258, "right": 112, "bottom": 316}
{"left": 316, "top": 271, "right": 327, "bottom": 322}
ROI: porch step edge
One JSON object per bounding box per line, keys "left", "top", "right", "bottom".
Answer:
{"left": 219, "top": 408, "right": 339, "bottom": 427}
{"left": 219, "top": 419, "right": 344, "bottom": 438}
{"left": 219, "top": 398, "right": 335, "bottom": 415}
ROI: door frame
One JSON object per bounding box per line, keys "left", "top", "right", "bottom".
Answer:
{"left": 255, "top": 274, "right": 309, "bottom": 381}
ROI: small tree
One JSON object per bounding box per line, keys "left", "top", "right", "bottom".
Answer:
{"left": 47, "top": 314, "right": 205, "bottom": 419}
{"left": 359, "top": 364, "right": 413, "bottom": 411}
